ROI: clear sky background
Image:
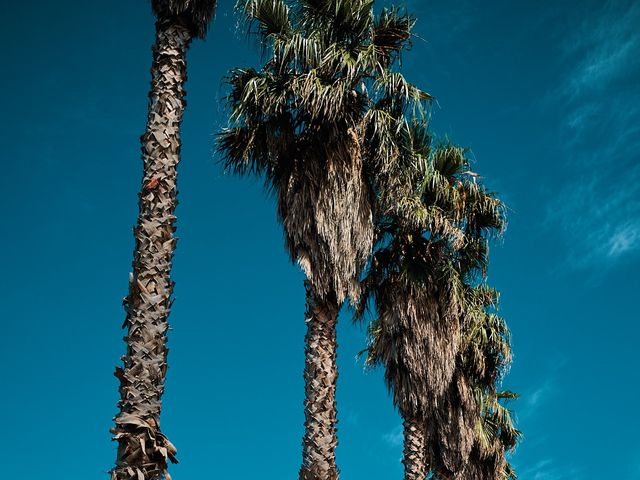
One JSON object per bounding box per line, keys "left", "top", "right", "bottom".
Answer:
{"left": 1, "top": 0, "right": 639, "bottom": 479}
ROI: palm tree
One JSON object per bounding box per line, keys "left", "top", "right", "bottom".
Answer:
{"left": 218, "top": 2, "right": 425, "bottom": 478}
{"left": 111, "top": 2, "right": 216, "bottom": 479}
{"left": 359, "top": 126, "right": 506, "bottom": 480}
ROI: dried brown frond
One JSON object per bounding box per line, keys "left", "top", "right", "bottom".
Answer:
{"left": 280, "top": 126, "right": 373, "bottom": 304}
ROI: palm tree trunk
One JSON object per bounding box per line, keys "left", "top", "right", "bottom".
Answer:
{"left": 300, "top": 281, "right": 340, "bottom": 480}
{"left": 111, "top": 19, "right": 192, "bottom": 480}
{"left": 402, "top": 414, "right": 428, "bottom": 480}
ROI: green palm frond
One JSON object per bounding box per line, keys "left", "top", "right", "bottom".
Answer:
{"left": 477, "top": 390, "right": 521, "bottom": 450}
{"left": 374, "top": 71, "right": 431, "bottom": 113}
{"left": 238, "top": 0, "right": 292, "bottom": 40}
{"left": 218, "top": 116, "right": 294, "bottom": 176}
{"left": 457, "top": 389, "right": 520, "bottom": 480}
{"left": 273, "top": 32, "right": 324, "bottom": 70}
{"left": 289, "top": 72, "right": 354, "bottom": 122}
{"left": 431, "top": 143, "right": 469, "bottom": 182}
{"left": 460, "top": 282, "right": 512, "bottom": 383}
{"left": 298, "top": 0, "right": 375, "bottom": 44}
{"left": 462, "top": 184, "right": 507, "bottom": 238}
{"left": 406, "top": 118, "right": 431, "bottom": 158}
{"left": 226, "top": 68, "right": 270, "bottom": 116}
{"left": 373, "top": 7, "right": 415, "bottom": 59}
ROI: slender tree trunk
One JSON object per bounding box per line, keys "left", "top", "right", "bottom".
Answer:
{"left": 402, "top": 414, "right": 428, "bottom": 480}
{"left": 111, "top": 19, "right": 192, "bottom": 480}
{"left": 300, "top": 281, "right": 340, "bottom": 480}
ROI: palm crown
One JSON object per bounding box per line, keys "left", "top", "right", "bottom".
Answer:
{"left": 359, "top": 122, "right": 510, "bottom": 477}
{"left": 218, "top": 0, "right": 428, "bottom": 304}
{"left": 361, "top": 125, "right": 506, "bottom": 408}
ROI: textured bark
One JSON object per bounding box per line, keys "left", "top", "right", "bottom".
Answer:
{"left": 110, "top": 19, "right": 192, "bottom": 480}
{"left": 300, "top": 281, "right": 340, "bottom": 480}
{"left": 403, "top": 415, "right": 428, "bottom": 480}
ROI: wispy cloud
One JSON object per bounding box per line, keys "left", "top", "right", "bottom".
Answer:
{"left": 526, "top": 380, "right": 554, "bottom": 411}
{"left": 382, "top": 424, "right": 404, "bottom": 448}
{"left": 562, "top": 1, "right": 640, "bottom": 96}
{"left": 547, "top": 162, "right": 640, "bottom": 267}
{"left": 546, "top": 0, "right": 640, "bottom": 269}
{"left": 519, "top": 459, "right": 584, "bottom": 480}
{"left": 519, "top": 459, "right": 555, "bottom": 480}
{"left": 518, "top": 355, "right": 567, "bottom": 424}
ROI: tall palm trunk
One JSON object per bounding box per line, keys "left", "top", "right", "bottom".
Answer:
{"left": 300, "top": 281, "right": 340, "bottom": 480}
{"left": 402, "top": 415, "right": 428, "bottom": 480}
{"left": 111, "top": 19, "right": 192, "bottom": 480}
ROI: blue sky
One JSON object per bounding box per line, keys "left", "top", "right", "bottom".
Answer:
{"left": 1, "top": 0, "right": 638, "bottom": 479}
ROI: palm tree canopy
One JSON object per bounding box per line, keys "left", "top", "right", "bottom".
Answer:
{"left": 358, "top": 120, "right": 512, "bottom": 477}
{"left": 360, "top": 125, "right": 506, "bottom": 414}
{"left": 218, "top": 0, "right": 428, "bottom": 304}
{"left": 152, "top": 0, "right": 217, "bottom": 38}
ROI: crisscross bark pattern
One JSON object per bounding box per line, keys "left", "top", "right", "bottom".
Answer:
{"left": 300, "top": 282, "right": 340, "bottom": 480}
{"left": 403, "top": 415, "right": 428, "bottom": 480}
{"left": 111, "top": 20, "right": 191, "bottom": 480}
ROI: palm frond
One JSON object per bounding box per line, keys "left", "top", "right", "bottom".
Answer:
{"left": 273, "top": 32, "right": 324, "bottom": 70}
{"left": 238, "top": 0, "right": 292, "bottom": 40}
{"left": 373, "top": 7, "right": 415, "bottom": 62}
{"left": 298, "top": 0, "right": 374, "bottom": 46}
{"left": 431, "top": 143, "right": 468, "bottom": 182}
{"left": 374, "top": 71, "right": 431, "bottom": 112}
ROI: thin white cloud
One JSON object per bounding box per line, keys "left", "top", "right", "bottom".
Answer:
{"left": 519, "top": 356, "right": 567, "bottom": 422}
{"left": 519, "top": 459, "right": 584, "bottom": 480}
{"left": 519, "top": 458, "right": 559, "bottom": 480}
{"left": 547, "top": 162, "right": 640, "bottom": 268}
{"left": 382, "top": 424, "right": 404, "bottom": 447}
{"left": 546, "top": 0, "right": 640, "bottom": 269}
{"left": 608, "top": 222, "right": 640, "bottom": 257}
{"left": 526, "top": 381, "right": 554, "bottom": 410}
{"left": 519, "top": 459, "right": 555, "bottom": 480}
{"left": 563, "top": 1, "right": 640, "bottom": 95}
